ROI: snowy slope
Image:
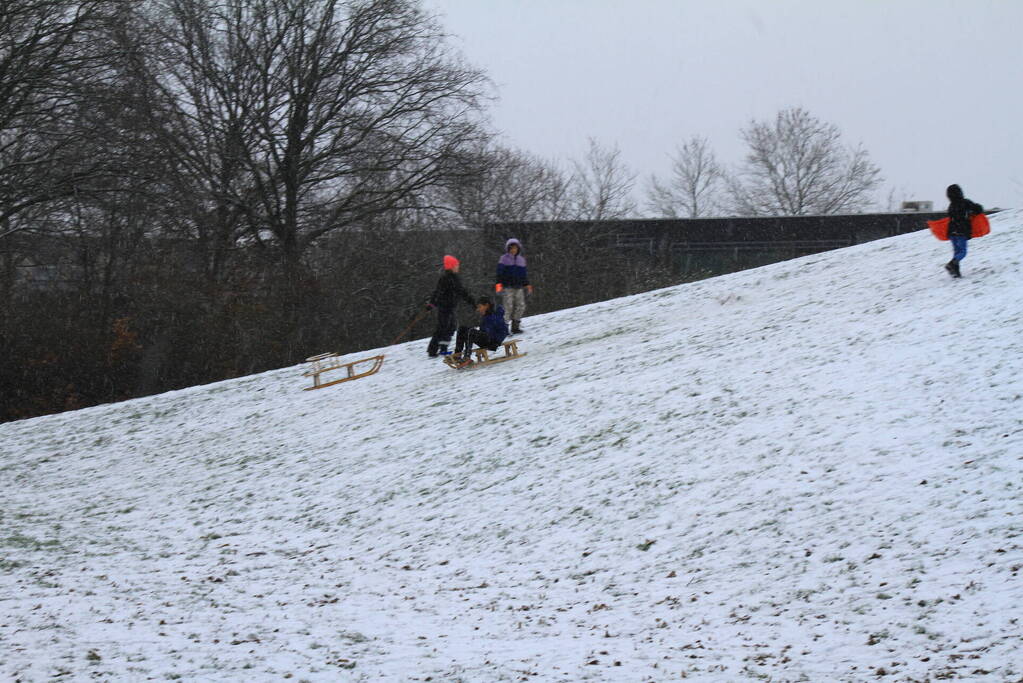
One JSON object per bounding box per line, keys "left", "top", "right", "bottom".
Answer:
{"left": 3, "top": 212, "right": 1023, "bottom": 681}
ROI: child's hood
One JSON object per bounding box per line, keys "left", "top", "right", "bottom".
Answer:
{"left": 499, "top": 238, "right": 526, "bottom": 266}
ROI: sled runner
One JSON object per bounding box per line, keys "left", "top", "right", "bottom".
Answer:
{"left": 443, "top": 340, "right": 525, "bottom": 370}
{"left": 301, "top": 309, "right": 431, "bottom": 389}
{"left": 927, "top": 214, "right": 990, "bottom": 240}
{"left": 303, "top": 352, "right": 384, "bottom": 390}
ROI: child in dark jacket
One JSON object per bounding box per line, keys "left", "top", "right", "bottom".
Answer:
{"left": 426, "top": 255, "right": 475, "bottom": 357}
{"left": 944, "top": 184, "right": 984, "bottom": 278}
{"left": 453, "top": 296, "right": 509, "bottom": 364}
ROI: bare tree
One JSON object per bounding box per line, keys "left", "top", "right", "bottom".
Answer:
{"left": 0, "top": 0, "right": 116, "bottom": 239}
{"left": 880, "top": 184, "right": 913, "bottom": 212}
{"left": 729, "top": 107, "right": 883, "bottom": 216}
{"left": 444, "top": 144, "right": 571, "bottom": 227}
{"left": 134, "top": 0, "right": 490, "bottom": 275}
{"left": 110, "top": 0, "right": 266, "bottom": 285}
{"left": 645, "top": 135, "right": 723, "bottom": 218}
{"left": 567, "top": 137, "right": 637, "bottom": 220}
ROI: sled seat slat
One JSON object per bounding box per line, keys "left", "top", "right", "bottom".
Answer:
{"left": 471, "top": 340, "right": 524, "bottom": 364}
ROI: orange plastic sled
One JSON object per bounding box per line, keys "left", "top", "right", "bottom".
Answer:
{"left": 927, "top": 214, "right": 990, "bottom": 240}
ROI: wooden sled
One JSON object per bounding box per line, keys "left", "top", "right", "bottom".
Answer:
{"left": 303, "top": 352, "right": 384, "bottom": 390}
{"left": 443, "top": 340, "right": 526, "bottom": 370}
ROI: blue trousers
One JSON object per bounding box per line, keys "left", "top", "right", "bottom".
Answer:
{"left": 950, "top": 236, "right": 968, "bottom": 262}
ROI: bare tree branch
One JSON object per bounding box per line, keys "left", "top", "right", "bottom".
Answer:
{"left": 444, "top": 144, "right": 571, "bottom": 227}
{"left": 729, "top": 107, "right": 883, "bottom": 216}
{"left": 568, "top": 137, "right": 637, "bottom": 220}
{"left": 0, "top": 0, "right": 118, "bottom": 235}
{"left": 645, "top": 135, "right": 723, "bottom": 218}
{"left": 131, "top": 0, "right": 491, "bottom": 272}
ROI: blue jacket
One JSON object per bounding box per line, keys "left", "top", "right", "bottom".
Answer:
{"left": 480, "top": 306, "right": 509, "bottom": 346}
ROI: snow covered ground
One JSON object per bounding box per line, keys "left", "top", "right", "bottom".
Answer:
{"left": 3, "top": 212, "right": 1022, "bottom": 681}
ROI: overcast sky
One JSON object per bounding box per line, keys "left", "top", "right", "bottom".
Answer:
{"left": 422, "top": 0, "right": 1023, "bottom": 212}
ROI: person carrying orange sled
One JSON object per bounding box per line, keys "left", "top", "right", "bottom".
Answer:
{"left": 942, "top": 184, "right": 984, "bottom": 278}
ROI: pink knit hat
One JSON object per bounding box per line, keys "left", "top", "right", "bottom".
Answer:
{"left": 443, "top": 254, "right": 459, "bottom": 270}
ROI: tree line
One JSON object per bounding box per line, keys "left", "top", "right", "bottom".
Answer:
{"left": 0, "top": 0, "right": 883, "bottom": 422}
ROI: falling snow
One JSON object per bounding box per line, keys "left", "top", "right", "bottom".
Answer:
{"left": 3, "top": 211, "right": 1022, "bottom": 680}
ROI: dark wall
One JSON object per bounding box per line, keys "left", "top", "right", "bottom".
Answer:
{"left": 487, "top": 212, "right": 946, "bottom": 279}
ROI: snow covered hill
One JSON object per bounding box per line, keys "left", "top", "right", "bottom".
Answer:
{"left": 3, "top": 211, "right": 1023, "bottom": 681}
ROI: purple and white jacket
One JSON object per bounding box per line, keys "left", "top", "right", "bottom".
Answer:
{"left": 496, "top": 238, "right": 529, "bottom": 288}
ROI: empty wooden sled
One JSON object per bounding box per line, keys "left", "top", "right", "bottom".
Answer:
{"left": 443, "top": 340, "right": 526, "bottom": 369}
{"left": 303, "top": 352, "right": 384, "bottom": 390}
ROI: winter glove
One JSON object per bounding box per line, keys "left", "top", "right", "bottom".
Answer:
{"left": 495, "top": 283, "right": 503, "bottom": 293}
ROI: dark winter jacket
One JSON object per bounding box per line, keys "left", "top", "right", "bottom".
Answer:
{"left": 946, "top": 184, "right": 984, "bottom": 239}
{"left": 479, "top": 306, "right": 509, "bottom": 346}
{"left": 496, "top": 238, "right": 529, "bottom": 288}
{"left": 430, "top": 271, "right": 474, "bottom": 310}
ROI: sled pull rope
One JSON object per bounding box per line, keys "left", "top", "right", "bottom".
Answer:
{"left": 390, "top": 308, "right": 431, "bottom": 346}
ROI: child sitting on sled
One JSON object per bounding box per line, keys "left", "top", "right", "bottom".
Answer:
{"left": 452, "top": 296, "right": 509, "bottom": 366}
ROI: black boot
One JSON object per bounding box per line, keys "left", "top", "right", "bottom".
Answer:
{"left": 454, "top": 348, "right": 474, "bottom": 367}
{"left": 945, "top": 260, "right": 961, "bottom": 278}
{"left": 511, "top": 320, "right": 523, "bottom": 334}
